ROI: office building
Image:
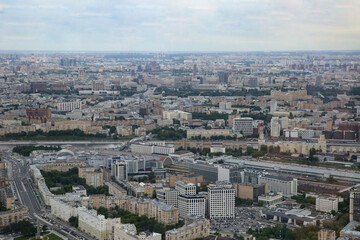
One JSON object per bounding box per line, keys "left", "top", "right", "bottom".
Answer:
{"left": 156, "top": 188, "right": 180, "bottom": 208}
{"left": 175, "top": 181, "right": 196, "bottom": 195}
{"left": 270, "top": 100, "right": 277, "bottom": 113}
{"left": 178, "top": 195, "right": 206, "bottom": 219}
{"left": 208, "top": 181, "right": 235, "bottom": 219}
{"left": 233, "top": 117, "right": 254, "bottom": 136}
{"left": 258, "top": 175, "right": 297, "bottom": 196}
{"left": 111, "top": 160, "right": 128, "bottom": 181}
{"left": 57, "top": 101, "right": 82, "bottom": 112}
{"left": 316, "top": 196, "right": 338, "bottom": 213}
{"left": 234, "top": 183, "right": 267, "bottom": 202}
{"left": 130, "top": 143, "right": 174, "bottom": 155}
{"left": 350, "top": 188, "right": 360, "bottom": 221}
{"left": 258, "top": 193, "right": 283, "bottom": 206}
{"left": 271, "top": 117, "right": 281, "bottom": 137}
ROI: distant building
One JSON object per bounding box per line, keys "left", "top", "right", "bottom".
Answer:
{"left": 233, "top": 117, "right": 253, "bottom": 136}
{"left": 57, "top": 101, "right": 82, "bottom": 112}
{"left": 26, "top": 108, "right": 51, "bottom": 123}
{"left": 258, "top": 193, "right": 283, "bottom": 206}
{"left": 270, "top": 117, "right": 281, "bottom": 137}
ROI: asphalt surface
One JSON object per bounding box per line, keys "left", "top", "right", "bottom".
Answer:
{"left": 3, "top": 151, "right": 93, "bottom": 240}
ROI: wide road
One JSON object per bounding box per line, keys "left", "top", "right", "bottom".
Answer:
{"left": 4, "top": 152, "right": 93, "bottom": 240}
{"left": 0, "top": 140, "right": 126, "bottom": 146}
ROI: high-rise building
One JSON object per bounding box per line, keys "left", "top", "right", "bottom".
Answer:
{"left": 233, "top": 117, "right": 253, "bottom": 136}
{"left": 208, "top": 181, "right": 235, "bottom": 219}
{"left": 111, "top": 160, "right": 128, "bottom": 181}
{"left": 175, "top": 181, "right": 196, "bottom": 195}
{"left": 249, "top": 77, "right": 258, "bottom": 87}
{"left": 178, "top": 195, "right": 206, "bottom": 219}
{"left": 316, "top": 196, "right": 338, "bottom": 213}
{"left": 157, "top": 188, "right": 180, "bottom": 208}
{"left": 270, "top": 100, "right": 277, "bottom": 113}
{"left": 271, "top": 117, "right": 281, "bottom": 138}
{"left": 350, "top": 188, "right": 360, "bottom": 222}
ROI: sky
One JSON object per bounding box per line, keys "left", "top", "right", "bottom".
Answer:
{"left": 0, "top": 0, "right": 360, "bottom": 52}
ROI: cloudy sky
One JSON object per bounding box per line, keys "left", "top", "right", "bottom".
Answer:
{"left": 0, "top": 0, "right": 359, "bottom": 51}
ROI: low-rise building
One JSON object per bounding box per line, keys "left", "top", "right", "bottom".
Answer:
{"left": 258, "top": 193, "right": 283, "bottom": 206}
{"left": 165, "top": 218, "right": 210, "bottom": 240}
{"left": 0, "top": 206, "right": 28, "bottom": 227}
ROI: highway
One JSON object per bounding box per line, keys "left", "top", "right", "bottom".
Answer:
{"left": 3, "top": 151, "right": 93, "bottom": 240}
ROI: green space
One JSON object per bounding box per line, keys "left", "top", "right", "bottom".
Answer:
{"left": 235, "top": 197, "right": 253, "bottom": 206}
{"left": 2, "top": 220, "right": 36, "bottom": 237}
{"left": 0, "top": 129, "right": 118, "bottom": 141}
{"left": 151, "top": 127, "right": 186, "bottom": 140}
{"left": 14, "top": 233, "right": 63, "bottom": 240}
{"left": 192, "top": 112, "right": 229, "bottom": 121}
{"left": 95, "top": 206, "right": 184, "bottom": 239}
{"left": 13, "top": 145, "right": 61, "bottom": 157}
{"left": 41, "top": 167, "right": 109, "bottom": 195}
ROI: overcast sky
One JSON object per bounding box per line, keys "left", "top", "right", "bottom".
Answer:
{"left": 0, "top": 0, "right": 359, "bottom": 51}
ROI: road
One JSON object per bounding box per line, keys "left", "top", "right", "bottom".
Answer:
{"left": 0, "top": 140, "right": 126, "bottom": 146}
{"left": 4, "top": 151, "right": 93, "bottom": 240}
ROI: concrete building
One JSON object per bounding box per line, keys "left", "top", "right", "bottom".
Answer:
{"left": 57, "top": 101, "right": 82, "bottom": 112}
{"left": 169, "top": 174, "right": 203, "bottom": 188}
{"left": 165, "top": 218, "right": 210, "bottom": 240}
{"left": 156, "top": 188, "right": 180, "bottom": 208}
{"left": 108, "top": 182, "right": 127, "bottom": 197}
{"left": 270, "top": 100, "right": 277, "bottom": 113}
{"left": 111, "top": 160, "right": 128, "bottom": 181}
{"left": 234, "top": 183, "right": 267, "bottom": 202}
{"left": 114, "top": 224, "right": 161, "bottom": 240}
{"left": 233, "top": 117, "right": 253, "bottom": 136}
{"left": 130, "top": 143, "right": 175, "bottom": 155}
{"left": 318, "top": 229, "right": 336, "bottom": 240}
{"left": 316, "top": 196, "right": 338, "bottom": 213}
{"left": 163, "top": 110, "right": 192, "bottom": 121}
{"left": 350, "top": 188, "right": 360, "bottom": 222}
{"left": 208, "top": 181, "right": 235, "bottom": 219}
{"left": 271, "top": 117, "right": 281, "bottom": 137}
{"left": 78, "top": 209, "right": 108, "bottom": 240}
{"left": 258, "top": 193, "right": 283, "bottom": 206}
{"left": 178, "top": 195, "right": 206, "bottom": 219}
{"left": 258, "top": 175, "right": 297, "bottom": 196}
{"left": 187, "top": 129, "right": 231, "bottom": 139}
{"left": 175, "top": 181, "right": 196, "bottom": 196}
{"left": 0, "top": 206, "right": 28, "bottom": 227}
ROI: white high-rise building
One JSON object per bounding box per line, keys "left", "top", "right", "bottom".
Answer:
{"left": 271, "top": 117, "right": 281, "bottom": 137}
{"left": 233, "top": 117, "right": 253, "bottom": 136}
{"left": 111, "top": 160, "right": 128, "bottom": 181}
{"left": 57, "top": 101, "right": 82, "bottom": 112}
{"left": 175, "top": 181, "right": 197, "bottom": 195}
{"left": 270, "top": 100, "right": 277, "bottom": 113}
{"left": 178, "top": 195, "right": 206, "bottom": 219}
{"left": 208, "top": 181, "right": 235, "bottom": 219}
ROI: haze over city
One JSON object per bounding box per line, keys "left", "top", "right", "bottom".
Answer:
{"left": 1, "top": 0, "right": 360, "bottom": 51}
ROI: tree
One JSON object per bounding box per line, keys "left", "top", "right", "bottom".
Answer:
{"left": 69, "top": 216, "right": 79, "bottom": 228}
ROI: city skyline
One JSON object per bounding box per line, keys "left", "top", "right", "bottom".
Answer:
{"left": 1, "top": 0, "right": 360, "bottom": 52}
